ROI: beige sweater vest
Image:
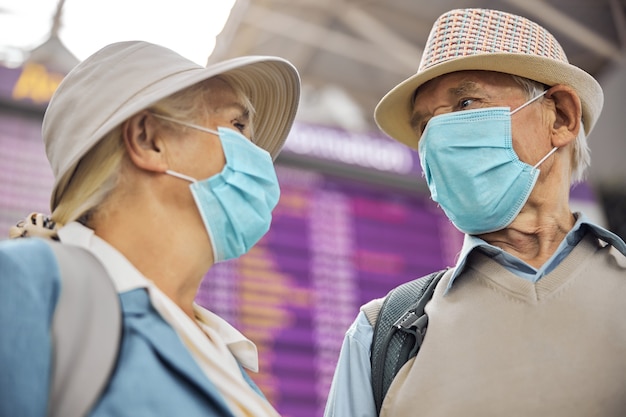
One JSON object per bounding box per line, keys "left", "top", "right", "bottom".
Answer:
{"left": 381, "top": 234, "right": 626, "bottom": 417}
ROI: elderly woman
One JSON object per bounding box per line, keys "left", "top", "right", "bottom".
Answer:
{"left": 0, "top": 41, "right": 300, "bottom": 417}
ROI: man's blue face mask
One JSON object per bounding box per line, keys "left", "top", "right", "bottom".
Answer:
{"left": 154, "top": 114, "right": 280, "bottom": 263}
{"left": 417, "top": 91, "right": 558, "bottom": 235}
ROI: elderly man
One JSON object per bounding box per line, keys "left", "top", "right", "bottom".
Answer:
{"left": 324, "top": 8, "right": 626, "bottom": 417}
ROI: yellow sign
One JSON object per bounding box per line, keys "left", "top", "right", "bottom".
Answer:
{"left": 12, "top": 63, "right": 64, "bottom": 105}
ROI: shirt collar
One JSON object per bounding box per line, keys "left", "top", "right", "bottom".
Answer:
{"left": 446, "top": 212, "right": 626, "bottom": 292}
{"left": 194, "top": 305, "right": 259, "bottom": 371}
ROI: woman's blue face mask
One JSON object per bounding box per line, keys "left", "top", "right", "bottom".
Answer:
{"left": 153, "top": 114, "right": 280, "bottom": 262}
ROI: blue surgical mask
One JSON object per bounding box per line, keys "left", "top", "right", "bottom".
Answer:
{"left": 418, "top": 92, "right": 557, "bottom": 235}
{"left": 155, "top": 114, "right": 280, "bottom": 262}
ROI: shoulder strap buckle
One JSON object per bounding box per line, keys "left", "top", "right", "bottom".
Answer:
{"left": 393, "top": 309, "right": 428, "bottom": 331}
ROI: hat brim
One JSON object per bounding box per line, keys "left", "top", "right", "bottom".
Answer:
{"left": 50, "top": 55, "right": 300, "bottom": 209}
{"left": 374, "top": 53, "right": 603, "bottom": 149}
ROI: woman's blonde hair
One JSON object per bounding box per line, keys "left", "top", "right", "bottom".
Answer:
{"left": 51, "top": 74, "right": 255, "bottom": 227}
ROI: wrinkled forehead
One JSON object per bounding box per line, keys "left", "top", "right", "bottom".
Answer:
{"left": 413, "top": 71, "right": 521, "bottom": 104}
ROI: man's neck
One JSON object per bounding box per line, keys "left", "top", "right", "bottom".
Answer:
{"left": 479, "top": 207, "right": 575, "bottom": 269}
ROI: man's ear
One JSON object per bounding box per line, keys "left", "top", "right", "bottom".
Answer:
{"left": 545, "top": 85, "right": 582, "bottom": 147}
{"left": 121, "top": 111, "right": 169, "bottom": 173}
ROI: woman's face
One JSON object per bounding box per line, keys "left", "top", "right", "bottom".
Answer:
{"left": 149, "top": 77, "right": 256, "bottom": 260}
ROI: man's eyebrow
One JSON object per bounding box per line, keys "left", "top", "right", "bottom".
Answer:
{"left": 451, "top": 80, "right": 480, "bottom": 98}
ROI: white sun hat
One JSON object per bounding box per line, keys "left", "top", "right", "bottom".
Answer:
{"left": 43, "top": 40, "right": 300, "bottom": 210}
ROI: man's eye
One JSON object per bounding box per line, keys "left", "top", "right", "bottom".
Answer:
{"left": 459, "top": 98, "right": 475, "bottom": 109}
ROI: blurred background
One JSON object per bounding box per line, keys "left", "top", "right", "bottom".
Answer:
{"left": 1, "top": 1, "right": 625, "bottom": 416}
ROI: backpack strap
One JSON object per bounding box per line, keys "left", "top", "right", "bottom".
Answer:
{"left": 368, "top": 269, "right": 447, "bottom": 415}
{"left": 46, "top": 241, "right": 122, "bottom": 417}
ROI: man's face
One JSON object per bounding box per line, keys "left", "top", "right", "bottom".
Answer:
{"left": 410, "top": 70, "right": 551, "bottom": 167}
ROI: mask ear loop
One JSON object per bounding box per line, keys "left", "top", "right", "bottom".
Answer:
{"left": 510, "top": 90, "right": 548, "bottom": 115}
{"left": 153, "top": 112, "right": 218, "bottom": 184}
{"left": 165, "top": 169, "right": 198, "bottom": 183}
{"left": 509, "top": 90, "right": 558, "bottom": 169}
{"left": 151, "top": 113, "right": 220, "bottom": 137}
{"left": 533, "top": 147, "right": 559, "bottom": 169}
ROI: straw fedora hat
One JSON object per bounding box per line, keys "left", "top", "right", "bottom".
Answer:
{"left": 43, "top": 40, "right": 300, "bottom": 210}
{"left": 374, "top": 8, "right": 604, "bottom": 149}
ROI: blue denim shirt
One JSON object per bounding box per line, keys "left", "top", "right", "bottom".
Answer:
{"left": 323, "top": 213, "right": 626, "bottom": 417}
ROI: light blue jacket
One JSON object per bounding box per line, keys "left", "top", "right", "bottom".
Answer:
{"left": 0, "top": 237, "right": 261, "bottom": 417}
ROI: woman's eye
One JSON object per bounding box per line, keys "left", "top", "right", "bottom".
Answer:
{"left": 233, "top": 122, "right": 245, "bottom": 133}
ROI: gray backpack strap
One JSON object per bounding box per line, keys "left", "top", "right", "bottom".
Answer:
{"left": 370, "top": 269, "right": 447, "bottom": 415}
{"left": 46, "top": 242, "right": 122, "bottom": 417}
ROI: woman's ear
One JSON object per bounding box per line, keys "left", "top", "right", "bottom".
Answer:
{"left": 545, "top": 85, "right": 582, "bottom": 147}
{"left": 122, "top": 111, "right": 169, "bottom": 173}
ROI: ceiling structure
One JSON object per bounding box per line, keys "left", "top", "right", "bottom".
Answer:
{"left": 209, "top": 0, "right": 626, "bottom": 189}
